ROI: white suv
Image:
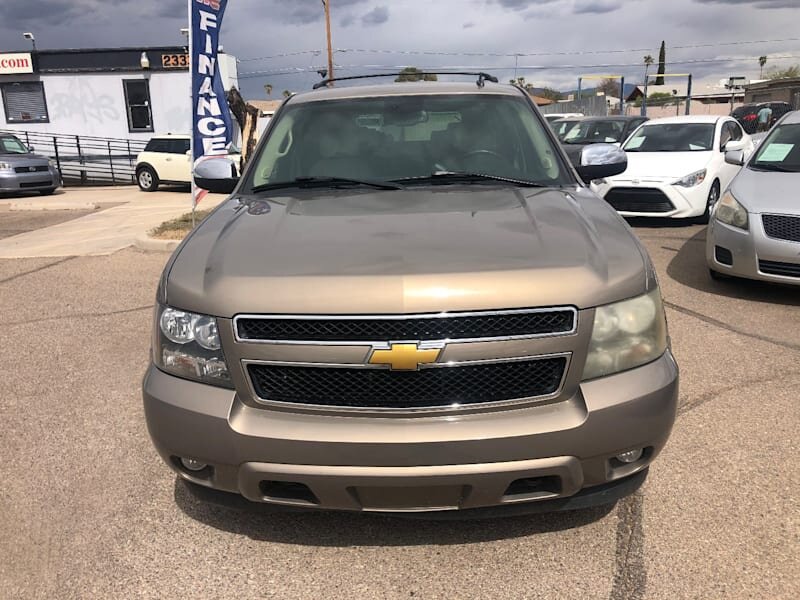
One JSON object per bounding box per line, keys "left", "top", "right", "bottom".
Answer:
{"left": 135, "top": 135, "right": 241, "bottom": 191}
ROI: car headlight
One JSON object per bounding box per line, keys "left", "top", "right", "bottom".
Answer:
{"left": 48, "top": 159, "right": 58, "bottom": 169}
{"left": 0, "top": 162, "right": 12, "bottom": 171}
{"left": 714, "top": 190, "right": 748, "bottom": 230}
{"left": 582, "top": 289, "right": 668, "bottom": 381}
{"left": 154, "top": 305, "right": 232, "bottom": 388}
{"left": 674, "top": 169, "right": 707, "bottom": 187}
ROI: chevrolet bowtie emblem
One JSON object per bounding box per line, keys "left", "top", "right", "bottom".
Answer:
{"left": 369, "top": 343, "right": 442, "bottom": 371}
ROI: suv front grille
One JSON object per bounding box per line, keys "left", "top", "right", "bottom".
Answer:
{"left": 762, "top": 214, "right": 800, "bottom": 243}
{"left": 247, "top": 357, "right": 567, "bottom": 409}
{"left": 604, "top": 188, "right": 675, "bottom": 213}
{"left": 236, "top": 309, "right": 576, "bottom": 342}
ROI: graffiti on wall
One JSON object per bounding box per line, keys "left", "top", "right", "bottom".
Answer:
{"left": 49, "top": 78, "right": 121, "bottom": 125}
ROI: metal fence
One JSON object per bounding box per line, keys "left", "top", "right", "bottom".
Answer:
{"left": 0, "top": 129, "right": 148, "bottom": 186}
{"left": 539, "top": 95, "right": 610, "bottom": 117}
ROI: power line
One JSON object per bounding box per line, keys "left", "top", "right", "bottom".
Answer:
{"left": 235, "top": 37, "right": 800, "bottom": 64}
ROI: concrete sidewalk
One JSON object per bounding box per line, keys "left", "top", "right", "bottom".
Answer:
{"left": 0, "top": 186, "right": 224, "bottom": 258}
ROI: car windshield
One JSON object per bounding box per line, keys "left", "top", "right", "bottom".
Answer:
{"left": 623, "top": 123, "right": 715, "bottom": 152}
{"left": 245, "top": 94, "right": 569, "bottom": 191}
{"left": 750, "top": 122, "right": 800, "bottom": 173}
{"left": 0, "top": 136, "right": 30, "bottom": 154}
{"left": 563, "top": 120, "right": 625, "bottom": 144}
{"left": 552, "top": 119, "right": 581, "bottom": 141}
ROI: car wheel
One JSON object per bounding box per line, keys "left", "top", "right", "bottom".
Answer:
{"left": 137, "top": 166, "right": 159, "bottom": 192}
{"left": 38, "top": 188, "right": 56, "bottom": 196}
{"left": 695, "top": 180, "right": 720, "bottom": 224}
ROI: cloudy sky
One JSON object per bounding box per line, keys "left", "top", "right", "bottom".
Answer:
{"left": 3, "top": 0, "right": 799, "bottom": 98}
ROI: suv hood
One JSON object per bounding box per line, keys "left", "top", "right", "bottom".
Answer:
{"left": 165, "top": 186, "right": 650, "bottom": 316}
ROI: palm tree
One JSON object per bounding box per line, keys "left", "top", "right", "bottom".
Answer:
{"left": 264, "top": 84, "right": 273, "bottom": 97}
{"left": 643, "top": 55, "right": 654, "bottom": 84}
{"left": 282, "top": 90, "right": 292, "bottom": 98}
{"left": 759, "top": 56, "right": 767, "bottom": 79}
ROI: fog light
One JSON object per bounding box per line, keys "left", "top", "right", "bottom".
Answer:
{"left": 616, "top": 449, "right": 644, "bottom": 464}
{"left": 180, "top": 457, "right": 208, "bottom": 472}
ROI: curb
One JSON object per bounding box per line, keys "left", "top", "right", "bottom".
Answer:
{"left": 0, "top": 201, "right": 104, "bottom": 211}
{"left": 133, "top": 233, "right": 182, "bottom": 252}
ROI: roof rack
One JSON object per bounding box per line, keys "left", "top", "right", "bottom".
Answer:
{"left": 312, "top": 71, "right": 499, "bottom": 90}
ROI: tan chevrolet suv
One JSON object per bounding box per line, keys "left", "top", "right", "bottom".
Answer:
{"left": 143, "top": 75, "right": 679, "bottom": 516}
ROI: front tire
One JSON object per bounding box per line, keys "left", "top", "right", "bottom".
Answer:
{"left": 695, "top": 180, "right": 720, "bottom": 224}
{"left": 137, "top": 166, "right": 159, "bottom": 192}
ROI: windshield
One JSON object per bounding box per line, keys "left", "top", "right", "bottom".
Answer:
{"left": 750, "top": 122, "right": 800, "bottom": 172}
{"left": 553, "top": 119, "right": 580, "bottom": 141}
{"left": 0, "top": 136, "right": 30, "bottom": 154}
{"left": 623, "top": 123, "right": 715, "bottom": 152}
{"left": 563, "top": 120, "right": 625, "bottom": 144}
{"left": 245, "top": 94, "right": 569, "bottom": 191}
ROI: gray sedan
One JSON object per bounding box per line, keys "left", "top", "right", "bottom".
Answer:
{"left": 0, "top": 134, "right": 61, "bottom": 195}
{"left": 707, "top": 110, "right": 800, "bottom": 285}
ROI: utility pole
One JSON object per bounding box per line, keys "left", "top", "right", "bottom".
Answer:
{"left": 323, "top": 0, "right": 334, "bottom": 85}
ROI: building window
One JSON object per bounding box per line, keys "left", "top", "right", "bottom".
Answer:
{"left": 123, "top": 79, "right": 153, "bottom": 132}
{"left": 1, "top": 82, "right": 49, "bottom": 124}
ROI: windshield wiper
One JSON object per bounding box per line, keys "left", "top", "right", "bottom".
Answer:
{"left": 251, "top": 176, "right": 404, "bottom": 194}
{"left": 750, "top": 163, "right": 796, "bottom": 173}
{"left": 395, "top": 171, "right": 547, "bottom": 187}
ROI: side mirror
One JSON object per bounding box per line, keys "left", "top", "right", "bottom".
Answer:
{"left": 193, "top": 156, "right": 239, "bottom": 195}
{"left": 724, "top": 149, "right": 745, "bottom": 166}
{"left": 575, "top": 143, "right": 627, "bottom": 184}
{"left": 28, "top": 146, "right": 35, "bottom": 152}
{"left": 724, "top": 139, "right": 745, "bottom": 153}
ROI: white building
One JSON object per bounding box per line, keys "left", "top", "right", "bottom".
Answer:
{"left": 0, "top": 46, "right": 238, "bottom": 142}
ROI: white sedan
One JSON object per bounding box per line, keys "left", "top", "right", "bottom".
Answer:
{"left": 592, "top": 115, "right": 754, "bottom": 221}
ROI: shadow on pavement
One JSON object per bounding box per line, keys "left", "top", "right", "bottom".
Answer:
{"left": 173, "top": 478, "right": 614, "bottom": 546}
{"left": 666, "top": 227, "right": 800, "bottom": 307}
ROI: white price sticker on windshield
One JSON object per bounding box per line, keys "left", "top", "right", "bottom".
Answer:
{"left": 758, "top": 143, "right": 793, "bottom": 162}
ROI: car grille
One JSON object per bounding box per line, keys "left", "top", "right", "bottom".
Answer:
{"left": 604, "top": 188, "right": 675, "bottom": 213}
{"left": 19, "top": 180, "right": 53, "bottom": 188}
{"left": 236, "top": 309, "right": 576, "bottom": 342}
{"left": 758, "top": 259, "right": 800, "bottom": 278}
{"left": 247, "top": 357, "right": 568, "bottom": 409}
{"left": 14, "top": 165, "right": 49, "bottom": 173}
{"left": 762, "top": 214, "right": 800, "bottom": 243}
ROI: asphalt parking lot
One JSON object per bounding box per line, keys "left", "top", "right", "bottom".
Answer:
{"left": 1, "top": 211, "right": 798, "bottom": 599}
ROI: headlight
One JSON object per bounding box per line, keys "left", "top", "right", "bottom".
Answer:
{"left": 674, "top": 169, "right": 706, "bottom": 187}
{"left": 48, "top": 159, "right": 58, "bottom": 169}
{"left": 714, "top": 190, "right": 748, "bottom": 230}
{"left": 0, "top": 162, "right": 12, "bottom": 171}
{"left": 154, "top": 305, "right": 232, "bottom": 387}
{"left": 582, "top": 289, "right": 668, "bottom": 381}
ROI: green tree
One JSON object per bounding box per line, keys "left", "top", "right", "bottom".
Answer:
{"left": 643, "top": 54, "right": 654, "bottom": 86}
{"left": 646, "top": 91, "right": 674, "bottom": 106}
{"left": 264, "top": 83, "right": 273, "bottom": 97}
{"left": 395, "top": 67, "right": 437, "bottom": 82}
{"left": 655, "top": 41, "right": 666, "bottom": 85}
{"left": 282, "top": 89, "right": 292, "bottom": 98}
{"left": 758, "top": 56, "right": 767, "bottom": 79}
{"left": 509, "top": 76, "right": 534, "bottom": 91}
{"left": 766, "top": 64, "right": 800, "bottom": 80}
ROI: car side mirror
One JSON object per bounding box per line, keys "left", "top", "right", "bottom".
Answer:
{"left": 724, "top": 139, "right": 745, "bottom": 153}
{"left": 724, "top": 149, "right": 745, "bottom": 166}
{"left": 193, "top": 156, "right": 239, "bottom": 195}
{"left": 28, "top": 146, "right": 35, "bottom": 152}
{"left": 575, "top": 143, "right": 627, "bottom": 184}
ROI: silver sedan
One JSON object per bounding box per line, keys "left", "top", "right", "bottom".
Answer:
{"left": 707, "top": 110, "right": 800, "bottom": 285}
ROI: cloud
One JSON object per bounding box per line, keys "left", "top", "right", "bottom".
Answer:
{"left": 361, "top": 5, "right": 389, "bottom": 25}
{"left": 462, "top": 21, "right": 476, "bottom": 28}
{"left": 340, "top": 14, "right": 357, "bottom": 27}
{"left": 694, "top": 0, "right": 797, "bottom": 7}
{"left": 263, "top": 0, "right": 368, "bottom": 25}
{"left": 573, "top": 0, "right": 623, "bottom": 13}
{"left": 492, "top": 0, "right": 557, "bottom": 10}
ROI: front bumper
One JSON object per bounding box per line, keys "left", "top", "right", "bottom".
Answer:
{"left": 594, "top": 178, "right": 711, "bottom": 219}
{"left": 143, "top": 351, "right": 679, "bottom": 513}
{"left": 706, "top": 215, "right": 800, "bottom": 285}
{"left": 0, "top": 168, "right": 60, "bottom": 193}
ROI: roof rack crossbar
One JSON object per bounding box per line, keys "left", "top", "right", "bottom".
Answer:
{"left": 312, "top": 71, "right": 499, "bottom": 90}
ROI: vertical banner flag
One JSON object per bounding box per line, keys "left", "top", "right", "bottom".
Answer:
{"left": 191, "top": 0, "right": 232, "bottom": 207}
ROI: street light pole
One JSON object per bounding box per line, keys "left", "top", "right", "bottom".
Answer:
{"left": 323, "top": 0, "right": 334, "bottom": 85}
